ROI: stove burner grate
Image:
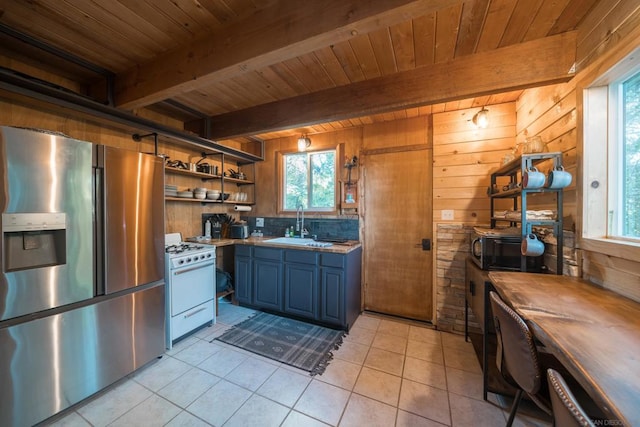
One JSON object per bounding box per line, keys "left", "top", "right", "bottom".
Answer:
{"left": 165, "top": 243, "right": 206, "bottom": 254}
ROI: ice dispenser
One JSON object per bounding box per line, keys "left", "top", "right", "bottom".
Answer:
{"left": 2, "top": 213, "right": 67, "bottom": 272}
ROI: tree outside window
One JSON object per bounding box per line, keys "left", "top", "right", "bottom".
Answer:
{"left": 283, "top": 150, "right": 336, "bottom": 211}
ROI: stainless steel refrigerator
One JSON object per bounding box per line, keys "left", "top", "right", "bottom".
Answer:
{"left": 0, "top": 126, "right": 165, "bottom": 426}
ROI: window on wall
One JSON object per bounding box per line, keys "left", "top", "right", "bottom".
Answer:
{"left": 282, "top": 149, "right": 336, "bottom": 211}
{"left": 611, "top": 72, "right": 640, "bottom": 239}
{"left": 583, "top": 48, "right": 640, "bottom": 254}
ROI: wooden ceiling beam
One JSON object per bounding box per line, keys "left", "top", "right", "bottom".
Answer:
{"left": 113, "top": 0, "right": 463, "bottom": 109}
{"left": 188, "top": 31, "right": 577, "bottom": 140}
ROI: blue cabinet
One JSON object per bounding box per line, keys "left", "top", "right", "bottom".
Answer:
{"left": 320, "top": 267, "right": 344, "bottom": 325}
{"left": 284, "top": 250, "right": 318, "bottom": 320}
{"left": 235, "top": 245, "right": 283, "bottom": 310}
{"left": 323, "top": 248, "right": 362, "bottom": 330}
{"left": 234, "top": 245, "right": 252, "bottom": 304}
{"left": 253, "top": 258, "right": 283, "bottom": 311}
{"left": 234, "top": 244, "right": 361, "bottom": 330}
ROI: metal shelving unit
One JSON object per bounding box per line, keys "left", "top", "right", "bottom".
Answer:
{"left": 488, "top": 152, "right": 564, "bottom": 274}
{"left": 165, "top": 153, "right": 256, "bottom": 206}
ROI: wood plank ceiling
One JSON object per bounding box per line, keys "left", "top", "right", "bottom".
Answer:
{"left": 0, "top": 0, "right": 598, "bottom": 144}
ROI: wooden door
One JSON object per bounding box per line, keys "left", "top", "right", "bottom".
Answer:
{"left": 362, "top": 148, "right": 433, "bottom": 321}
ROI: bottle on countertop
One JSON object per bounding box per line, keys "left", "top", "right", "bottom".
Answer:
{"left": 205, "top": 219, "right": 212, "bottom": 238}
{"left": 285, "top": 227, "right": 290, "bottom": 237}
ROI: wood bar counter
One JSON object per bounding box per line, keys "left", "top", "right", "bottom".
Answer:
{"left": 489, "top": 272, "right": 640, "bottom": 426}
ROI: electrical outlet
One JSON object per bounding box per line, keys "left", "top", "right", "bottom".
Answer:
{"left": 441, "top": 210, "right": 454, "bottom": 220}
{"left": 256, "top": 217, "right": 265, "bottom": 227}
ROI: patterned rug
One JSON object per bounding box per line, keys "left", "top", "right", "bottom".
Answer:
{"left": 215, "top": 312, "right": 345, "bottom": 375}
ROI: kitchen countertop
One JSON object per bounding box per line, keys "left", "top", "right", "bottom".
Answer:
{"left": 187, "top": 236, "right": 361, "bottom": 254}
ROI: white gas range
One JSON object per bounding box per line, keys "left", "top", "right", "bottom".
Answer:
{"left": 164, "top": 233, "right": 216, "bottom": 349}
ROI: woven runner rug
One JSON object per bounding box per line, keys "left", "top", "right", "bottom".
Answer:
{"left": 215, "top": 312, "right": 345, "bottom": 375}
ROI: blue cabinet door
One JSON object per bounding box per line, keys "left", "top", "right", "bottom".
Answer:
{"left": 284, "top": 263, "right": 318, "bottom": 319}
{"left": 253, "top": 259, "right": 283, "bottom": 311}
{"left": 234, "top": 256, "right": 252, "bottom": 304}
{"left": 320, "top": 267, "right": 345, "bottom": 325}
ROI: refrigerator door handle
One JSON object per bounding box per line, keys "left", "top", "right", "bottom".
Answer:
{"left": 94, "top": 162, "right": 105, "bottom": 296}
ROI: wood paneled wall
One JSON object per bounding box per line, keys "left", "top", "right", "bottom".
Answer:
{"left": 516, "top": 83, "right": 577, "bottom": 228}
{"left": 253, "top": 127, "right": 363, "bottom": 218}
{"left": 433, "top": 102, "right": 517, "bottom": 224}
{"left": 432, "top": 103, "right": 516, "bottom": 333}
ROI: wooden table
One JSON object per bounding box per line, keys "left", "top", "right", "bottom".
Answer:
{"left": 489, "top": 272, "right": 640, "bottom": 427}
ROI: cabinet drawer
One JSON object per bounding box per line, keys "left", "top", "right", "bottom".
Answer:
{"left": 254, "top": 246, "right": 283, "bottom": 261}
{"left": 320, "top": 253, "right": 345, "bottom": 268}
{"left": 235, "top": 244, "right": 252, "bottom": 257}
{"left": 285, "top": 249, "right": 317, "bottom": 265}
{"left": 170, "top": 300, "right": 214, "bottom": 342}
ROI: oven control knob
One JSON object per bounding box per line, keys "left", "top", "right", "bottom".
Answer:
{"left": 200, "top": 255, "right": 205, "bottom": 260}
{"left": 206, "top": 253, "right": 212, "bottom": 258}
{"left": 186, "top": 257, "right": 192, "bottom": 263}
{"left": 178, "top": 259, "right": 184, "bottom": 265}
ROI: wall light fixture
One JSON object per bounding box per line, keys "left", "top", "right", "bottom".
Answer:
{"left": 472, "top": 107, "right": 489, "bottom": 129}
{"left": 297, "top": 134, "right": 311, "bottom": 151}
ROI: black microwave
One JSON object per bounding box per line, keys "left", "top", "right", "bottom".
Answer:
{"left": 471, "top": 234, "right": 542, "bottom": 271}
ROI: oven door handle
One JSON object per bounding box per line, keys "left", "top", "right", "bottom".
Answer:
{"left": 173, "top": 262, "right": 215, "bottom": 275}
{"left": 184, "top": 306, "right": 208, "bottom": 319}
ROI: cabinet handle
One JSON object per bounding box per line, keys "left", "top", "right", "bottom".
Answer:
{"left": 184, "top": 306, "right": 207, "bottom": 318}
{"left": 470, "top": 280, "right": 476, "bottom": 296}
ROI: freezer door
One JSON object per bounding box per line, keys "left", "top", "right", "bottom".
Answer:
{"left": 102, "top": 146, "right": 164, "bottom": 294}
{"left": 0, "top": 127, "right": 94, "bottom": 321}
{"left": 0, "top": 282, "right": 165, "bottom": 427}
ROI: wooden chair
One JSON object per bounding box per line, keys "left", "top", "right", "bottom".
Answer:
{"left": 547, "top": 369, "right": 595, "bottom": 427}
{"left": 489, "top": 291, "right": 552, "bottom": 426}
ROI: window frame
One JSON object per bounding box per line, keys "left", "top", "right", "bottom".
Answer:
{"left": 276, "top": 145, "right": 340, "bottom": 215}
{"left": 581, "top": 46, "right": 640, "bottom": 261}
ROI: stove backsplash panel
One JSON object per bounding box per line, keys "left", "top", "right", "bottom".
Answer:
{"left": 200, "top": 215, "right": 359, "bottom": 241}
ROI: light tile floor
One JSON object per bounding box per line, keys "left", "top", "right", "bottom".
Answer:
{"left": 44, "top": 301, "right": 551, "bottom": 427}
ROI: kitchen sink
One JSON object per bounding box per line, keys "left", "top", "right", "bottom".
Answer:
{"left": 262, "top": 237, "right": 332, "bottom": 247}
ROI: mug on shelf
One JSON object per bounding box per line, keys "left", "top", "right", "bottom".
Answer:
{"left": 522, "top": 166, "right": 546, "bottom": 189}
{"left": 547, "top": 166, "right": 572, "bottom": 189}
{"left": 521, "top": 233, "right": 545, "bottom": 257}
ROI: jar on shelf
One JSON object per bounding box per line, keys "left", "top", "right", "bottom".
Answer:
{"left": 523, "top": 136, "right": 546, "bottom": 153}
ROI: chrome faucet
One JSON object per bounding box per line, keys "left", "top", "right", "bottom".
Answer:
{"left": 296, "top": 203, "right": 305, "bottom": 238}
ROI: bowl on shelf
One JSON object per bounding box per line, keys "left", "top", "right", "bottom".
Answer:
{"left": 177, "top": 191, "right": 193, "bottom": 198}
{"left": 206, "top": 190, "right": 220, "bottom": 200}
{"left": 220, "top": 192, "right": 230, "bottom": 201}
{"left": 194, "top": 192, "right": 206, "bottom": 200}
